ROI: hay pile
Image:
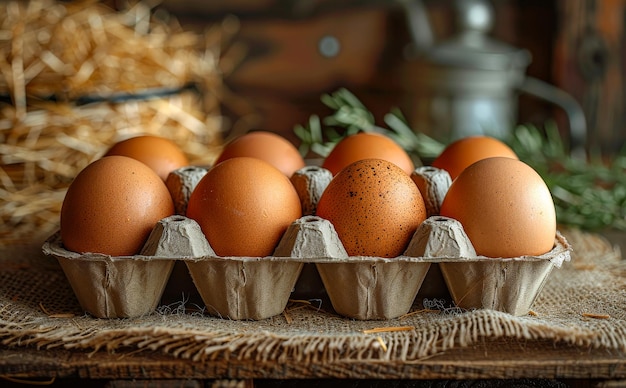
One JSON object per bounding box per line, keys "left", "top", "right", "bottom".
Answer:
{"left": 0, "top": 0, "right": 227, "bottom": 243}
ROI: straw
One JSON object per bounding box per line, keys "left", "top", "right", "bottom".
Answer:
{"left": 0, "top": 0, "right": 230, "bottom": 243}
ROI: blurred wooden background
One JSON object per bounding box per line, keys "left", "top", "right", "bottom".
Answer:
{"left": 150, "top": 0, "right": 624, "bottom": 156}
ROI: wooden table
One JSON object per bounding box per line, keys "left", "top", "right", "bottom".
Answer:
{"left": 1, "top": 332, "right": 625, "bottom": 387}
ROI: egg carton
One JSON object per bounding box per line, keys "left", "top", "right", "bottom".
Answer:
{"left": 42, "top": 165, "right": 571, "bottom": 320}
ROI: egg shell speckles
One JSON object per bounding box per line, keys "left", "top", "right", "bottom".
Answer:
{"left": 316, "top": 159, "right": 427, "bottom": 258}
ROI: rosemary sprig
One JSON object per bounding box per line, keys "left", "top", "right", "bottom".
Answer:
{"left": 294, "top": 88, "right": 626, "bottom": 231}
{"left": 294, "top": 88, "right": 444, "bottom": 163}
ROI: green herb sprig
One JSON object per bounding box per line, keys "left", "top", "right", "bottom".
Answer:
{"left": 294, "top": 88, "right": 444, "bottom": 163}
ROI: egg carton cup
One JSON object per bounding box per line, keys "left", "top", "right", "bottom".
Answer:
{"left": 42, "top": 164, "right": 571, "bottom": 320}
{"left": 412, "top": 216, "right": 570, "bottom": 316}
{"left": 43, "top": 232, "right": 176, "bottom": 319}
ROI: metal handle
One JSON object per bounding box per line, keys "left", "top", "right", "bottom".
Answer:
{"left": 400, "top": 0, "right": 434, "bottom": 55}
{"left": 518, "top": 76, "right": 587, "bottom": 156}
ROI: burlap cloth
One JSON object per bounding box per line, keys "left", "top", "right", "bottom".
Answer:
{"left": 0, "top": 228, "right": 624, "bottom": 363}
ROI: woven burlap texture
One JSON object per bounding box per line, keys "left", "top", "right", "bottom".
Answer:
{"left": 0, "top": 228, "right": 624, "bottom": 362}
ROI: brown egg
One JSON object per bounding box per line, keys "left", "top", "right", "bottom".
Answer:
{"left": 186, "top": 157, "right": 302, "bottom": 257}
{"left": 214, "top": 131, "right": 305, "bottom": 177}
{"left": 104, "top": 135, "right": 189, "bottom": 180}
{"left": 316, "top": 158, "right": 426, "bottom": 257}
{"left": 322, "top": 132, "right": 415, "bottom": 175}
{"left": 439, "top": 157, "right": 556, "bottom": 258}
{"left": 431, "top": 135, "right": 518, "bottom": 180}
{"left": 60, "top": 155, "right": 175, "bottom": 256}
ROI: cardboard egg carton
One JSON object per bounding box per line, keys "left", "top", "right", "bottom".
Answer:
{"left": 42, "top": 164, "right": 571, "bottom": 320}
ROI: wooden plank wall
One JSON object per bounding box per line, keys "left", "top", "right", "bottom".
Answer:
{"left": 163, "top": 0, "right": 414, "bottom": 146}
{"left": 554, "top": 0, "right": 626, "bottom": 156}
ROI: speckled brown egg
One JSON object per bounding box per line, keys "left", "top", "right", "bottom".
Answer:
{"left": 186, "top": 157, "right": 302, "bottom": 257}
{"left": 60, "top": 155, "right": 175, "bottom": 256}
{"left": 104, "top": 135, "right": 189, "bottom": 180}
{"left": 214, "top": 131, "right": 306, "bottom": 177}
{"left": 316, "top": 158, "right": 426, "bottom": 257}
{"left": 439, "top": 157, "right": 557, "bottom": 258}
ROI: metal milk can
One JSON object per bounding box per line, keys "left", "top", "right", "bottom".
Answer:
{"left": 403, "top": 0, "right": 586, "bottom": 150}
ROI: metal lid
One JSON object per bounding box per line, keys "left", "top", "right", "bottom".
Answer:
{"left": 421, "top": 0, "right": 531, "bottom": 71}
